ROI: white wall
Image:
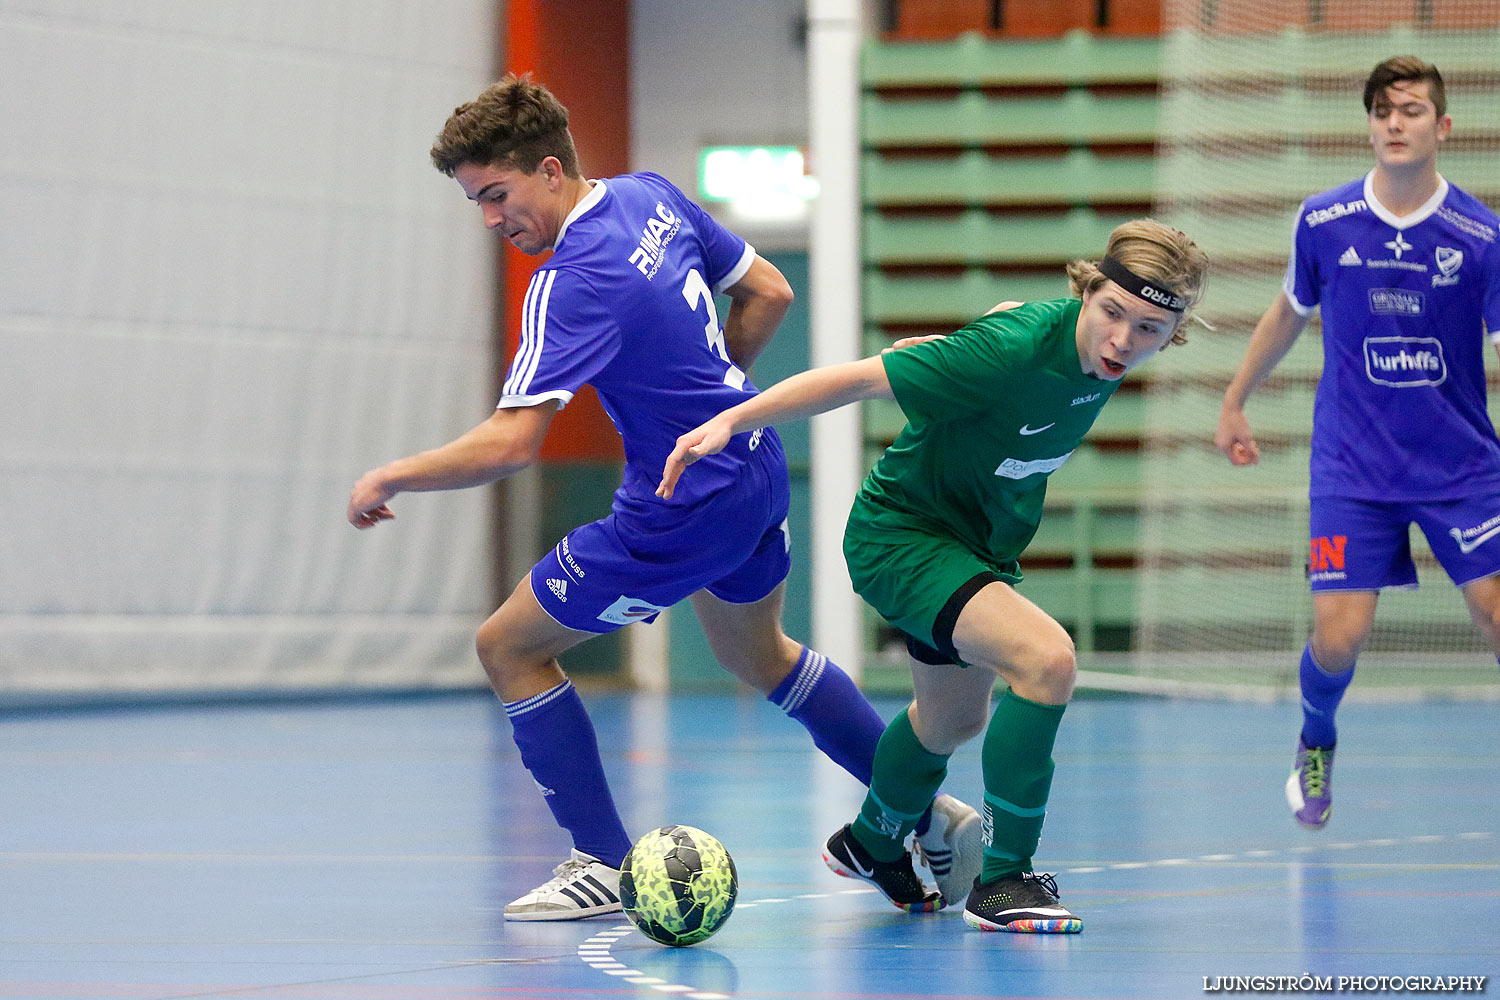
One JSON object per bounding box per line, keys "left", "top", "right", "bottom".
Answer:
{"left": 0, "top": 0, "right": 501, "bottom": 698}
{"left": 630, "top": 0, "right": 812, "bottom": 250}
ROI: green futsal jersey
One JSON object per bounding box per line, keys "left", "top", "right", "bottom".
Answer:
{"left": 851, "top": 297, "right": 1116, "bottom": 580}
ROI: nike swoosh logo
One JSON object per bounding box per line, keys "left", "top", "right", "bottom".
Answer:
{"left": 1018, "top": 423, "right": 1055, "bottom": 436}
{"left": 1450, "top": 524, "right": 1500, "bottom": 554}
{"left": 847, "top": 853, "right": 875, "bottom": 878}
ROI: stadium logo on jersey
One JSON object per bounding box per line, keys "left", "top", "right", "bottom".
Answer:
{"left": 1338, "top": 246, "right": 1362, "bottom": 266}
{"left": 1432, "top": 246, "right": 1464, "bottom": 287}
{"left": 1450, "top": 514, "right": 1500, "bottom": 555}
{"left": 1304, "top": 199, "right": 1367, "bottom": 228}
{"left": 598, "top": 595, "right": 667, "bottom": 626}
{"left": 547, "top": 578, "right": 568, "bottom": 602}
{"left": 1071, "top": 392, "right": 1102, "bottom": 406}
{"left": 994, "top": 451, "right": 1074, "bottom": 480}
{"left": 1384, "top": 232, "right": 1413, "bottom": 259}
{"left": 1363, "top": 336, "right": 1446, "bottom": 388}
{"left": 628, "top": 202, "right": 682, "bottom": 280}
{"left": 1367, "top": 288, "right": 1425, "bottom": 317}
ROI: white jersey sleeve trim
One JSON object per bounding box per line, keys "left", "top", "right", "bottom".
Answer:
{"left": 1282, "top": 282, "right": 1314, "bottom": 317}
{"left": 1281, "top": 198, "right": 1314, "bottom": 316}
{"left": 497, "top": 389, "right": 574, "bottom": 410}
{"left": 712, "top": 242, "right": 757, "bottom": 295}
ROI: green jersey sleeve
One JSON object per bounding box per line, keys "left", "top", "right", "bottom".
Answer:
{"left": 880, "top": 305, "right": 1051, "bottom": 424}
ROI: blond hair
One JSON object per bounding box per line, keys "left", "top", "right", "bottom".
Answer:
{"left": 1066, "top": 219, "right": 1208, "bottom": 346}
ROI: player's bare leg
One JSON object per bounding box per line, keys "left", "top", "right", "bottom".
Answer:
{"left": 1460, "top": 574, "right": 1500, "bottom": 654}
{"left": 688, "top": 583, "right": 802, "bottom": 692}
{"left": 1309, "top": 590, "right": 1379, "bottom": 672}
{"left": 476, "top": 575, "right": 591, "bottom": 701}
{"left": 479, "top": 576, "right": 632, "bottom": 921}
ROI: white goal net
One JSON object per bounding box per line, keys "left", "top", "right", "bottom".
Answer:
{"left": 1127, "top": 0, "right": 1500, "bottom": 698}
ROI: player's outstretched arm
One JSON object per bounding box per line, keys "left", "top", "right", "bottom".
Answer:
{"left": 347, "top": 401, "right": 558, "bottom": 528}
{"left": 1216, "top": 292, "right": 1309, "bottom": 467}
{"left": 657, "top": 356, "right": 892, "bottom": 500}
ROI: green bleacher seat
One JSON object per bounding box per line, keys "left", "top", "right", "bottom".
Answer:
{"left": 863, "top": 30, "right": 1161, "bottom": 88}
{"left": 864, "top": 206, "right": 1142, "bottom": 264}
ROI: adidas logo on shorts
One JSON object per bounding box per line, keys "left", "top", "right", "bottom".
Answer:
{"left": 547, "top": 578, "right": 568, "bottom": 602}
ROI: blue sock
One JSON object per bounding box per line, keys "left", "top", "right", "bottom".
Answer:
{"left": 769, "top": 647, "right": 885, "bottom": 784}
{"left": 1299, "top": 644, "right": 1353, "bottom": 750}
{"left": 768, "top": 647, "right": 935, "bottom": 834}
{"left": 505, "top": 680, "right": 632, "bottom": 869}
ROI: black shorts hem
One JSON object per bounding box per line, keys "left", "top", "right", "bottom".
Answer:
{"left": 903, "top": 571, "right": 1002, "bottom": 665}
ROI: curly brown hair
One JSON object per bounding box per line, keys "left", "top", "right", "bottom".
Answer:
{"left": 430, "top": 73, "right": 583, "bottom": 178}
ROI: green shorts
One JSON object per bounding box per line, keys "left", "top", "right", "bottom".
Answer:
{"left": 842, "top": 494, "right": 1022, "bottom": 655}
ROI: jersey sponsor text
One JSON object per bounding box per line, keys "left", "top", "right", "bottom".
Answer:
{"left": 1368, "top": 289, "right": 1424, "bottom": 316}
{"left": 1436, "top": 205, "right": 1496, "bottom": 243}
{"left": 994, "top": 451, "right": 1073, "bottom": 480}
{"left": 1450, "top": 514, "right": 1500, "bottom": 554}
{"left": 1363, "top": 336, "right": 1446, "bottom": 388}
{"left": 1305, "top": 199, "right": 1367, "bottom": 228}
{"left": 597, "top": 595, "right": 668, "bottom": 626}
{"left": 628, "top": 202, "right": 682, "bottom": 279}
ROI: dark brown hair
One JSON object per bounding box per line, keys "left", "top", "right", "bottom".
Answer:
{"left": 430, "top": 73, "right": 583, "bottom": 178}
{"left": 1364, "top": 56, "right": 1446, "bottom": 118}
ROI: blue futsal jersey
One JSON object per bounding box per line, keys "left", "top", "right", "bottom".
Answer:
{"left": 1284, "top": 173, "right": 1500, "bottom": 501}
{"left": 499, "top": 172, "right": 779, "bottom": 516}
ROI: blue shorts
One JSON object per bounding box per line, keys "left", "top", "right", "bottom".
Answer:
{"left": 1307, "top": 494, "right": 1500, "bottom": 592}
{"left": 529, "top": 440, "right": 792, "bottom": 634}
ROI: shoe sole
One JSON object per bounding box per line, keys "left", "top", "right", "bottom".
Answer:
{"left": 504, "top": 901, "right": 623, "bottom": 922}
{"left": 822, "top": 848, "right": 944, "bottom": 914}
{"left": 962, "top": 909, "right": 1083, "bottom": 933}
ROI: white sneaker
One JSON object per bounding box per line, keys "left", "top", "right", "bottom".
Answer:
{"left": 914, "top": 793, "right": 984, "bottom": 906}
{"left": 504, "top": 849, "right": 622, "bottom": 921}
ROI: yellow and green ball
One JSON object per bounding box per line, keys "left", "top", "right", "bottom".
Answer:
{"left": 619, "top": 825, "right": 737, "bottom": 946}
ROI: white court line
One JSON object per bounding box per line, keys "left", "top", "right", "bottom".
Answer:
{"left": 578, "top": 834, "right": 1490, "bottom": 996}
{"left": 1060, "top": 832, "right": 1493, "bottom": 875}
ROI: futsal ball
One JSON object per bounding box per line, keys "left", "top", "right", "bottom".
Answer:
{"left": 619, "top": 825, "right": 737, "bottom": 946}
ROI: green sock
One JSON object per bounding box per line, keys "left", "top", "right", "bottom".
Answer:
{"left": 980, "top": 689, "right": 1065, "bottom": 881}
{"left": 850, "top": 706, "right": 950, "bottom": 862}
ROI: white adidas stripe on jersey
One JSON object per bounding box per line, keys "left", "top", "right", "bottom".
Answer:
{"left": 506, "top": 270, "right": 557, "bottom": 397}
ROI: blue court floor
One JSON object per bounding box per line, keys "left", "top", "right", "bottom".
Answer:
{"left": 1, "top": 689, "right": 1495, "bottom": 1000}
